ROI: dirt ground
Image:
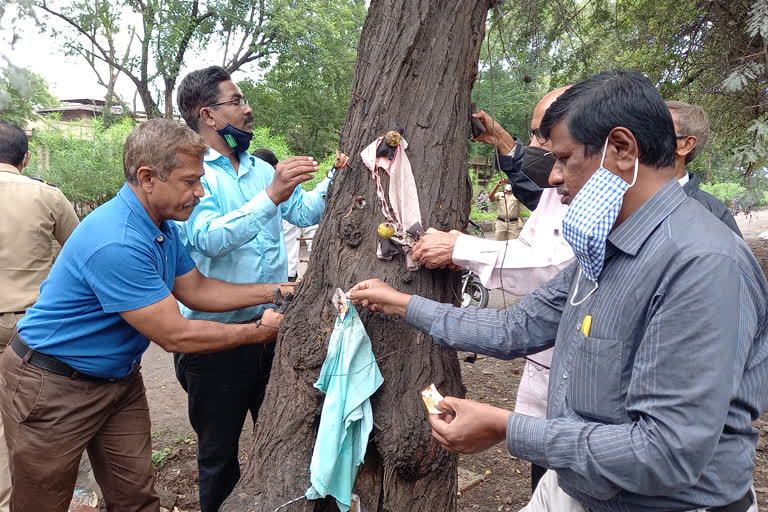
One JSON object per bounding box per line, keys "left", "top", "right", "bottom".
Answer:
{"left": 143, "top": 210, "right": 768, "bottom": 512}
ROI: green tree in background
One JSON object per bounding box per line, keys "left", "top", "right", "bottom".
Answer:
{"left": 488, "top": 0, "right": 768, "bottom": 193}
{"left": 19, "top": 0, "right": 361, "bottom": 119}
{"left": 470, "top": 33, "right": 544, "bottom": 159}
{"left": 0, "top": 66, "right": 58, "bottom": 127}
{"left": 239, "top": 0, "right": 366, "bottom": 158}
{"left": 25, "top": 118, "right": 134, "bottom": 213}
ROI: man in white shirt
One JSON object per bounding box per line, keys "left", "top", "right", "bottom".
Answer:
{"left": 413, "top": 87, "right": 572, "bottom": 492}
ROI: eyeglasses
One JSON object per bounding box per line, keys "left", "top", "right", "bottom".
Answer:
{"left": 529, "top": 127, "right": 547, "bottom": 144}
{"left": 675, "top": 135, "right": 689, "bottom": 140}
{"left": 207, "top": 97, "right": 249, "bottom": 108}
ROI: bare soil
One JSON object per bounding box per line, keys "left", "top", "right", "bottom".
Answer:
{"left": 144, "top": 211, "right": 768, "bottom": 512}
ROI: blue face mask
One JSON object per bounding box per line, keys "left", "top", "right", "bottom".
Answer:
{"left": 562, "top": 138, "right": 638, "bottom": 305}
{"left": 216, "top": 123, "right": 253, "bottom": 154}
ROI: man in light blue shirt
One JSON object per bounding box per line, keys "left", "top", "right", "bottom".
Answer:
{"left": 175, "top": 65, "right": 333, "bottom": 512}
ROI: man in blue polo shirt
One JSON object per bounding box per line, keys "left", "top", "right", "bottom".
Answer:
{"left": 0, "top": 119, "right": 293, "bottom": 512}
{"left": 174, "top": 65, "right": 334, "bottom": 512}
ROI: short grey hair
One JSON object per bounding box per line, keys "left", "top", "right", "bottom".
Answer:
{"left": 665, "top": 100, "right": 710, "bottom": 165}
{"left": 123, "top": 119, "right": 208, "bottom": 184}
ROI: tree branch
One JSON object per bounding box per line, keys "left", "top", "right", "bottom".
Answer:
{"left": 34, "top": 1, "right": 136, "bottom": 80}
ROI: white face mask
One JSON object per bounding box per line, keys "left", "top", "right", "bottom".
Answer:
{"left": 504, "top": 184, "right": 512, "bottom": 192}
{"left": 562, "top": 138, "right": 638, "bottom": 305}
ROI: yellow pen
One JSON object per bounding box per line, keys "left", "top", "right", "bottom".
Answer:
{"left": 581, "top": 315, "right": 592, "bottom": 336}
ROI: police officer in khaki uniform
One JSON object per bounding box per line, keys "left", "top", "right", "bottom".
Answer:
{"left": 0, "top": 121, "right": 79, "bottom": 511}
{"left": 489, "top": 177, "right": 523, "bottom": 240}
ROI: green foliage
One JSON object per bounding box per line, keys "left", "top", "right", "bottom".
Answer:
{"left": 699, "top": 180, "right": 768, "bottom": 207}
{"left": 24, "top": 0, "right": 363, "bottom": 118}
{"left": 151, "top": 447, "right": 173, "bottom": 469}
{"left": 0, "top": 66, "right": 58, "bottom": 128}
{"left": 25, "top": 118, "right": 134, "bottom": 207}
{"left": 245, "top": 126, "right": 327, "bottom": 191}
{"left": 239, "top": 0, "right": 366, "bottom": 158}
{"left": 489, "top": 0, "right": 768, "bottom": 189}
{"left": 468, "top": 167, "right": 531, "bottom": 221}
{"left": 248, "top": 126, "right": 293, "bottom": 161}
{"left": 471, "top": 27, "right": 546, "bottom": 155}
{"left": 469, "top": 205, "right": 497, "bottom": 221}
{"left": 301, "top": 152, "right": 337, "bottom": 191}
{"left": 700, "top": 182, "right": 746, "bottom": 206}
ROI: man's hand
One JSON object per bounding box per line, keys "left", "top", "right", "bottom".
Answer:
{"left": 428, "top": 396, "right": 511, "bottom": 454}
{"left": 258, "top": 309, "right": 283, "bottom": 342}
{"left": 346, "top": 279, "right": 411, "bottom": 316}
{"left": 266, "top": 156, "right": 319, "bottom": 205}
{"left": 278, "top": 281, "right": 298, "bottom": 296}
{"left": 471, "top": 110, "right": 516, "bottom": 154}
{"left": 412, "top": 228, "right": 463, "bottom": 270}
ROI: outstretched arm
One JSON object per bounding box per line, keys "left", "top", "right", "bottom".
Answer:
{"left": 172, "top": 267, "right": 296, "bottom": 313}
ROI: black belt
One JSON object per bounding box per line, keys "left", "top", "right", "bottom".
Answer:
{"left": 11, "top": 333, "right": 119, "bottom": 383}
{"left": 707, "top": 489, "right": 754, "bottom": 512}
{"left": 497, "top": 216, "right": 518, "bottom": 222}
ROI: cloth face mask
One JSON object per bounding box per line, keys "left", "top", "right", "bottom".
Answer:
{"left": 562, "top": 139, "right": 638, "bottom": 300}
{"left": 521, "top": 145, "right": 556, "bottom": 188}
{"left": 216, "top": 123, "right": 253, "bottom": 153}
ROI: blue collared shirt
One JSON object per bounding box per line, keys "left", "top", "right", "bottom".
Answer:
{"left": 17, "top": 184, "right": 196, "bottom": 378}
{"left": 176, "top": 149, "right": 329, "bottom": 323}
{"left": 405, "top": 180, "right": 768, "bottom": 511}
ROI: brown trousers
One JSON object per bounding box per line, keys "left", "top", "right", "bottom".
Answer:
{"left": 0, "top": 313, "right": 23, "bottom": 512}
{"left": 0, "top": 348, "right": 159, "bottom": 512}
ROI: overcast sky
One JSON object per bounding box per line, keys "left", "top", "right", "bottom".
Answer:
{"left": 0, "top": 8, "right": 262, "bottom": 110}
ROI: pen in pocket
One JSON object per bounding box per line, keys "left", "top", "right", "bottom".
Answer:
{"left": 581, "top": 315, "right": 592, "bottom": 336}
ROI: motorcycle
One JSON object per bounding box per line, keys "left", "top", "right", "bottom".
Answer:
{"left": 459, "top": 219, "right": 490, "bottom": 309}
{"left": 460, "top": 269, "right": 489, "bottom": 308}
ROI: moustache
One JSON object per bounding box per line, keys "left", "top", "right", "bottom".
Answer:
{"left": 556, "top": 185, "right": 569, "bottom": 196}
{"left": 183, "top": 199, "right": 200, "bottom": 209}
{"left": 244, "top": 116, "right": 254, "bottom": 124}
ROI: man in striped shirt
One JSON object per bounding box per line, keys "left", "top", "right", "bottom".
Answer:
{"left": 349, "top": 70, "right": 766, "bottom": 512}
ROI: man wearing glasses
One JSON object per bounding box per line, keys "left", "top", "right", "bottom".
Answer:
{"left": 412, "top": 87, "right": 574, "bottom": 494}
{"left": 175, "top": 66, "right": 334, "bottom": 512}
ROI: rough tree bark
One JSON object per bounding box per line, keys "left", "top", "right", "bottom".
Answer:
{"left": 223, "top": 1, "right": 496, "bottom": 510}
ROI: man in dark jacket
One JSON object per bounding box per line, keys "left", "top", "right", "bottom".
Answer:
{"left": 666, "top": 101, "right": 742, "bottom": 237}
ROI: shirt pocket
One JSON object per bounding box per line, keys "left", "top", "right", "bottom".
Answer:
{"left": 566, "top": 333, "right": 624, "bottom": 423}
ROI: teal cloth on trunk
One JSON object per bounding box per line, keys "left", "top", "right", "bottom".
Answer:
{"left": 305, "top": 303, "right": 383, "bottom": 511}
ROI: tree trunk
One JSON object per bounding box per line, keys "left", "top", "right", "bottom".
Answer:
{"left": 132, "top": 77, "right": 160, "bottom": 119}
{"left": 164, "top": 77, "right": 177, "bottom": 119}
{"left": 222, "top": 1, "right": 495, "bottom": 510}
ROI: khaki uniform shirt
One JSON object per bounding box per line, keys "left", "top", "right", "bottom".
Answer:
{"left": 494, "top": 191, "right": 521, "bottom": 220}
{"left": 0, "top": 163, "right": 79, "bottom": 313}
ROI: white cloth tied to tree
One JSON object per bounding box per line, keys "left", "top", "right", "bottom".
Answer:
{"left": 361, "top": 136, "right": 423, "bottom": 270}
{"left": 305, "top": 299, "right": 383, "bottom": 511}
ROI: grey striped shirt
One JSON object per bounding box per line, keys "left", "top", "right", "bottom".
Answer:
{"left": 405, "top": 180, "right": 768, "bottom": 511}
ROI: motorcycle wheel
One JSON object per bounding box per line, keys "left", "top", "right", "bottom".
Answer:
{"left": 461, "top": 279, "right": 489, "bottom": 308}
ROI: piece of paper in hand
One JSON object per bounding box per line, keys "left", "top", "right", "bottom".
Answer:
{"left": 420, "top": 383, "right": 445, "bottom": 414}
{"left": 332, "top": 288, "right": 349, "bottom": 321}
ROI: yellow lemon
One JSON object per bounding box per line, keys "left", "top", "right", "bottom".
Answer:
{"left": 377, "top": 222, "right": 395, "bottom": 239}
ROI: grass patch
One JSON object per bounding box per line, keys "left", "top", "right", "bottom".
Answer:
{"left": 152, "top": 447, "right": 175, "bottom": 469}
